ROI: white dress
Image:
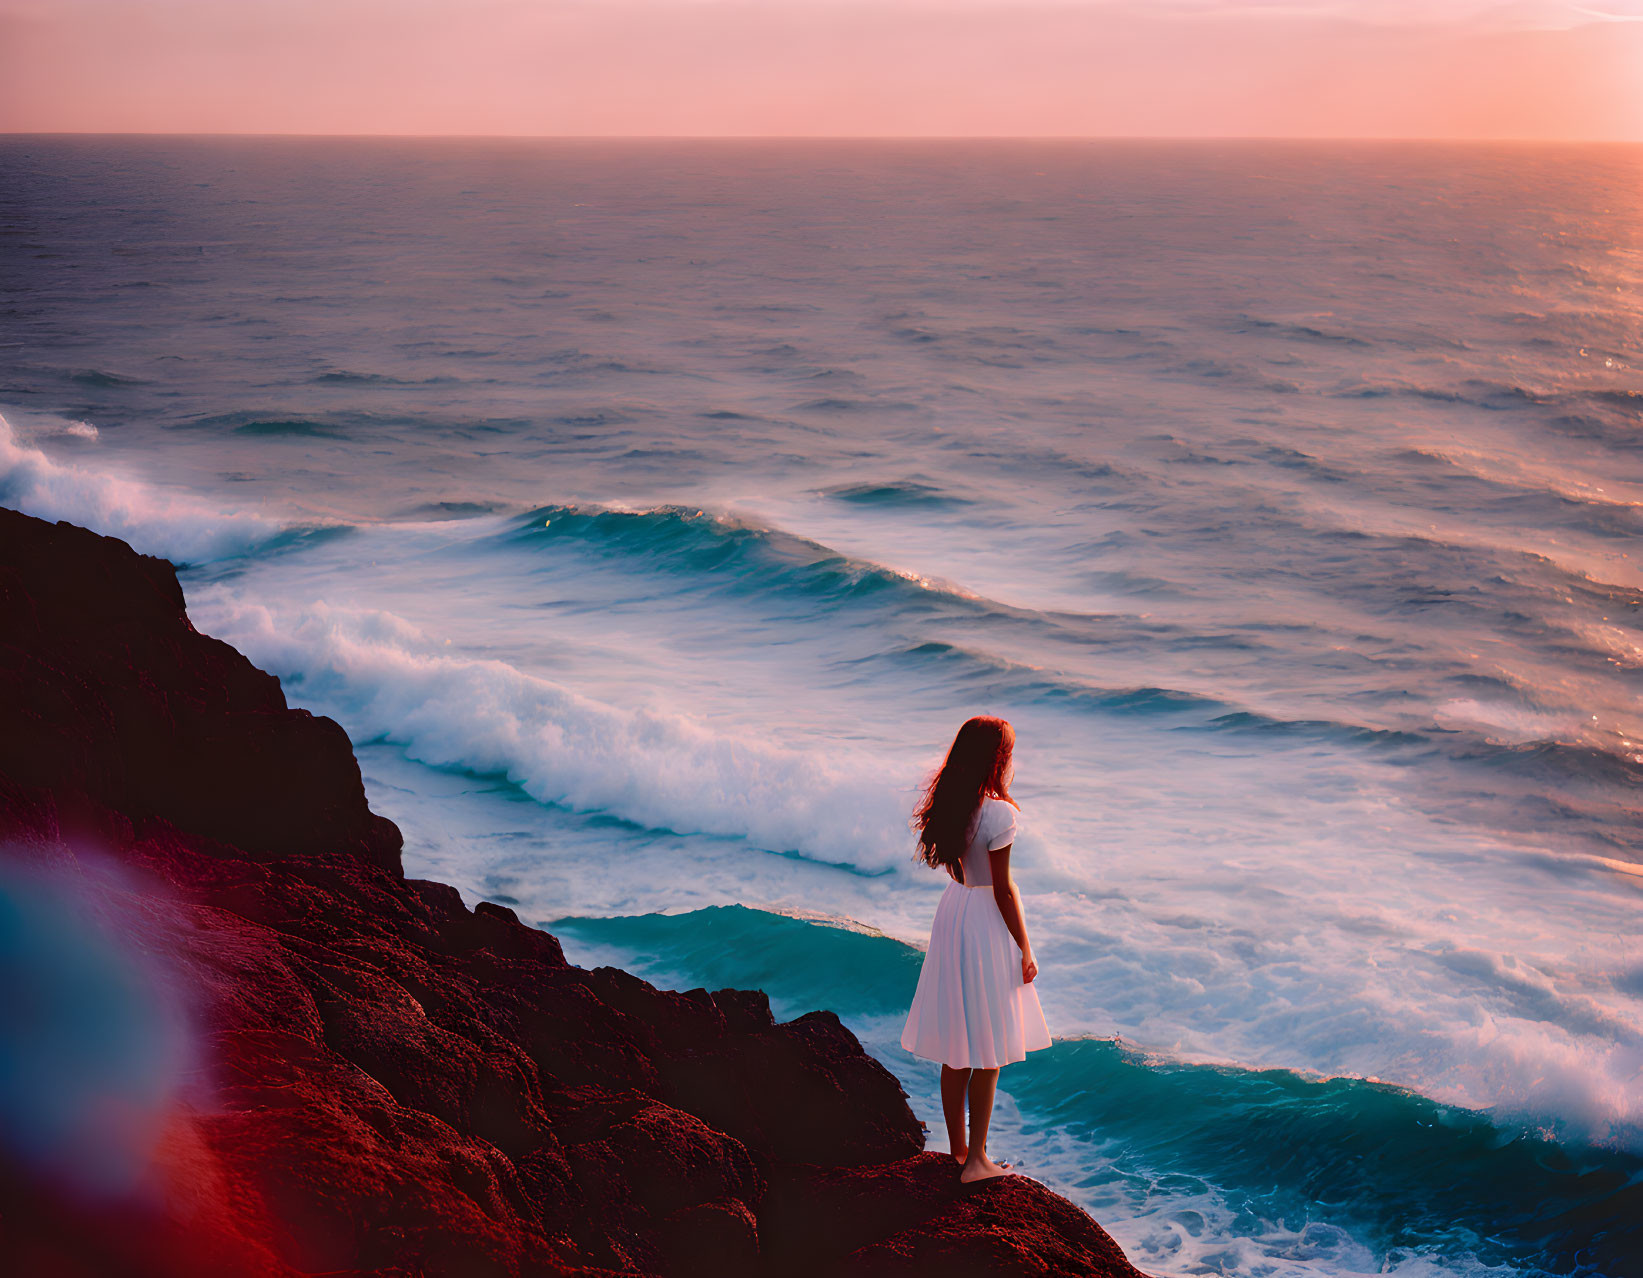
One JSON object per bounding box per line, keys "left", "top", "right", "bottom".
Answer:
{"left": 900, "top": 796, "right": 1053, "bottom": 1069}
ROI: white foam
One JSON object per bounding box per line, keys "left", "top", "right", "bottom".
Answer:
{"left": 188, "top": 591, "right": 916, "bottom": 872}
{"left": 0, "top": 411, "right": 289, "bottom": 564}
{"left": 1431, "top": 698, "right": 1580, "bottom": 744}
{"left": 1019, "top": 882, "right": 1643, "bottom": 1149}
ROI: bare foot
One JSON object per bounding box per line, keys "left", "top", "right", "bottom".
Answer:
{"left": 958, "top": 1155, "right": 1014, "bottom": 1184}
{"left": 950, "top": 1144, "right": 968, "bottom": 1164}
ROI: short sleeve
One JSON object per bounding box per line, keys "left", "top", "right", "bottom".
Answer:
{"left": 985, "top": 800, "right": 1018, "bottom": 851}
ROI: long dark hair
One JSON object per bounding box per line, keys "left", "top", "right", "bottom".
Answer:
{"left": 912, "top": 716, "right": 1016, "bottom": 882}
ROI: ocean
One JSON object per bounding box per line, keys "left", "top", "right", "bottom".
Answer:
{"left": 1, "top": 135, "right": 1640, "bottom": 1276}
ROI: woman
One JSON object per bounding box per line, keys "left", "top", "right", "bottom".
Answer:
{"left": 900, "top": 715, "right": 1052, "bottom": 1183}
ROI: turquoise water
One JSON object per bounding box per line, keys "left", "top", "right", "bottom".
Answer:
{"left": 3, "top": 136, "right": 1641, "bottom": 1275}
{"left": 552, "top": 906, "right": 1641, "bottom": 1277}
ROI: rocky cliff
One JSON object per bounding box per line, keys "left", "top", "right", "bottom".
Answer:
{"left": 0, "top": 505, "right": 1147, "bottom": 1277}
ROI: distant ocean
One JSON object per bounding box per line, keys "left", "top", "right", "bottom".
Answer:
{"left": 2, "top": 136, "right": 1640, "bottom": 1277}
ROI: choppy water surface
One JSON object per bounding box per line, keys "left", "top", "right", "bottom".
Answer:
{"left": 2, "top": 137, "right": 1640, "bottom": 1276}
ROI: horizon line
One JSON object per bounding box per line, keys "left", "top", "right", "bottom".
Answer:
{"left": 5, "top": 131, "right": 1641, "bottom": 146}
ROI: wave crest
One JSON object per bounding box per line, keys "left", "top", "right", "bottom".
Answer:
{"left": 0, "top": 411, "right": 299, "bottom": 565}
{"left": 188, "top": 592, "right": 916, "bottom": 873}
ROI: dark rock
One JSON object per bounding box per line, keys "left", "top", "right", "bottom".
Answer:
{"left": 764, "top": 1154, "right": 1147, "bottom": 1276}
{"left": 0, "top": 507, "right": 401, "bottom": 873}
{"left": 657, "top": 1196, "right": 761, "bottom": 1277}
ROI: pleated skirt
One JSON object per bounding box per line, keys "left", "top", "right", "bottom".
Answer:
{"left": 900, "top": 879, "right": 1053, "bottom": 1070}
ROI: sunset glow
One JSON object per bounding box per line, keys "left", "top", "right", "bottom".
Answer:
{"left": 2, "top": 0, "right": 1640, "bottom": 139}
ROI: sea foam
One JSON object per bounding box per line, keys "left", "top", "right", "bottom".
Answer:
{"left": 188, "top": 591, "right": 916, "bottom": 873}
{"left": 0, "top": 411, "right": 294, "bottom": 565}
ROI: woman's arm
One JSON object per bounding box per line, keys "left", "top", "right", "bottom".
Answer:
{"left": 988, "top": 845, "right": 1038, "bottom": 984}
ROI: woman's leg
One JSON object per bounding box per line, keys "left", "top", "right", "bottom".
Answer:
{"left": 940, "top": 1065, "right": 971, "bottom": 1161}
{"left": 959, "top": 1067, "right": 1012, "bottom": 1182}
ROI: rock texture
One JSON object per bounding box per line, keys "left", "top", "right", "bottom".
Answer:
{"left": 0, "top": 506, "right": 1147, "bottom": 1277}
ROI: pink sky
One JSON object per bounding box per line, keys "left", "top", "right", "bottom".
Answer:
{"left": 1, "top": 1, "right": 1640, "bottom": 139}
